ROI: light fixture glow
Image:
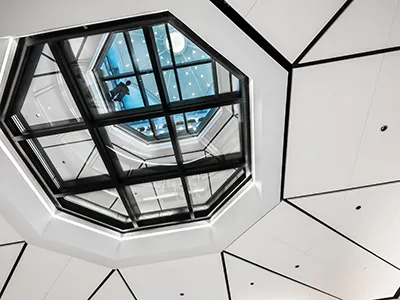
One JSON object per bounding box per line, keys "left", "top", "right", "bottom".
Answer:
{"left": 166, "top": 31, "right": 186, "bottom": 54}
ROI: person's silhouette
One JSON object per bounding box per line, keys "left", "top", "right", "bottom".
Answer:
{"left": 110, "top": 80, "right": 131, "bottom": 102}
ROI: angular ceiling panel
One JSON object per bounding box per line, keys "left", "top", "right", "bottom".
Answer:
{"left": 121, "top": 254, "right": 229, "bottom": 300}
{"left": 1, "top": 245, "right": 70, "bottom": 300}
{"left": 227, "top": 202, "right": 400, "bottom": 300}
{"left": 303, "top": 0, "right": 400, "bottom": 63}
{"left": 0, "top": 243, "right": 24, "bottom": 294}
{"left": 291, "top": 181, "right": 400, "bottom": 270}
{"left": 91, "top": 271, "right": 134, "bottom": 300}
{"left": 244, "top": 0, "right": 345, "bottom": 62}
{"left": 224, "top": 252, "right": 336, "bottom": 300}
{"left": 0, "top": 214, "right": 22, "bottom": 245}
{"left": 285, "top": 54, "right": 383, "bottom": 198}
{"left": 43, "top": 258, "right": 111, "bottom": 300}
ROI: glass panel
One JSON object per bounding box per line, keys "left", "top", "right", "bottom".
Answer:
{"left": 100, "top": 33, "right": 134, "bottom": 76}
{"left": 104, "top": 119, "right": 176, "bottom": 172}
{"left": 153, "top": 117, "right": 169, "bottom": 138}
{"left": 152, "top": 24, "right": 173, "bottom": 68}
{"left": 187, "top": 169, "right": 236, "bottom": 205}
{"left": 172, "top": 105, "right": 240, "bottom": 163}
{"left": 20, "top": 45, "right": 82, "bottom": 129}
{"left": 129, "top": 28, "right": 153, "bottom": 71}
{"left": 105, "top": 77, "right": 144, "bottom": 112}
{"left": 35, "top": 130, "right": 109, "bottom": 181}
{"left": 141, "top": 73, "right": 160, "bottom": 104}
{"left": 167, "top": 24, "right": 210, "bottom": 65}
{"left": 163, "top": 70, "right": 180, "bottom": 102}
{"left": 177, "top": 63, "right": 214, "bottom": 100}
{"left": 231, "top": 74, "right": 240, "bottom": 92}
{"left": 216, "top": 62, "right": 231, "bottom": 94}
{"left": 172, "top": 114, "right": 187, "bottom": 137}
{"left": 130, "top": 178, "right": 187, "bottom": 214}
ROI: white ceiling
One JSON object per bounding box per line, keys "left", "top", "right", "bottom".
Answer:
{"left": 1, "top": 0, "right": 400, "bottom": 299}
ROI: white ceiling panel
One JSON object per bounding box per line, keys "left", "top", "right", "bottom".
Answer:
{"left": 350, "top": 51, "right": 400, "bottom": 187}
{"left": 303, "top": 0, "right": 400, "bottom": 63}
{"left": 91, "top": 271, "right": 134, "bottom": 300}
{"left": 227, "top": 202, "right": 400, "bottom": 300}
{"left": 0, "top": 243, "right": 23, "bottom": 293}
{"left": 224, "top": 252, "right": 335, "bottom": 300}
{"left": 43, "top": 258, "right": 111, "bottom": 300}
{"left": 1, "top": 245, "right": 70, "bottom": 300}
{"left": 121, "top": 254, "right": 229, "bottom": 300}
{"left": 0, "top": 38, "right": 10, "bottom": 69}
{"left": 0, "top": 214, "right": 21, "bottom": 245}
{"left": 226, "top": 0, "right": 258, "bottom": 16}
{"left": 285, "top": 54, "right": 383, "bottom": 198}
{"left": 291, "top": 181, "right": 400, "bottom": 269}
{"left": 245, "top": 0, "right": 345, "bottom": 62}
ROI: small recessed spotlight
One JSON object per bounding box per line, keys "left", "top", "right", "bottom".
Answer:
{"left": 250, "top": 282, "right": 255, "bottom": 286}
{"left": 180, "top": 293, "right": 184, "bottom": 297}
{"left": 381, "top": 125, "right": 388, "bottom": 132}
{"left": 295, "top": 265, "right": 300, "bottom": 269}
{"left": 356, "top": 205, "right": 361, "bottom": 211}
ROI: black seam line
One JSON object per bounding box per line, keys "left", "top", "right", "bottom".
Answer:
{"left": 294, "top": 45, "right": 400, "bottom": 69}
{"left": 76, "top": 36, "right": 88, "bottom": 61}
{"left": 41, "top": 52, "right": 56, "bottom": 62}
{"left": 0, "top": 242, "right": 27, "bottom": 298}
{"left": 32, "top": 71, "right": 61, "bottom": 78}
{"left": 209, "top": 0, "right": 291, "bottom": 72}
{"left": 371, "top": 286, "right": 400, "bottom": 300}
{"left": 221, "top": 252, "right": 233, "bottom": 300}
{"left": 283, "top": 200, "right": 400, "bottom": 273}
{"left": 0, "top": 241, "right": 25, "bottom": 248}
{"left": 285, "top": 178, "right": 400, "bottom": 201}
{"left": 117, "top": 270, "right": 138, "bottom": 299}
{"left": 109, "top": 197, "right": 119, "bottom": 210}
{"left": 223, "top": 250, "right": 343, "bottom": 300}
{"left": 75, "top": 145, "right": 96, "bottom": 180}
{"left": 280, "top": 70, "right": 292, "bottom": 201}
{"left": 87, "top": 269, "right": 115, "bottom": 300}
{"left": 43, "top": 139, "right": 93, "bottom": 149}
{"left": 293, "top": 0, "right": 354, "bottom": 65}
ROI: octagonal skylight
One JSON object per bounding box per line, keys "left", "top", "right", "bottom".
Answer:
{"left": 0, "top": 12, "right": 251, "bottom": 232}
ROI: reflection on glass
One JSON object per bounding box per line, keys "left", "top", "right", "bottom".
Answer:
{"left": 129, "top": 28, "right": 153, "bottom": 71}
{"left": 185, "top": 109, "right": 211, "bottom": 134}
{"left": 130, "top": 178, "right": 187, "bottom": 214}
{"left": 187, "top": 169, "right": 236, "bottom": 205}
{"left": 100, "top": 33, "right": 134, "bottom": 76}
{"left": 216, "top": 62, "right": 231, "bottom": 94}
{"left": 20, "top": 45, "right": 82, "bottom": 129}
{"left": 141, "top": 73, "right": 160, "bottom": 104}
{"left": 35, "top": 130, "right": 109, "bottom": 181}
{"left": 153, "top": 24, "right": 173, "bottom": 68}
{"left": 167, "top": 24, "right": 210, "bottom": 65}
{"left": 177, "top": 63, "right": 214, "bottom": 100}
{"left": 163, "top": 70, "right": 180, "bottom": 102}
{"left": 104, "top": 77, "right": 144, "bottom": 112}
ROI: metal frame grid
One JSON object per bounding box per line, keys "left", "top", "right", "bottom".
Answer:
{"left": 0, "top": 12, "right": 251, "bottom": 233}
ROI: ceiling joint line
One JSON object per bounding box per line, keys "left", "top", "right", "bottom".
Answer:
{"left": 42, "top": 257, "right": 72, "bottom": 300}
{"left": 223, "top": 250, "right": 343, "bottom": 300}
{"left": 209, "top": 0, "right": 291, "bottom": 72}
{"left": 87, "top": 269, "right": 116, "bottom": 300}
{"left": 293, "top": 0, "right": 355, "bottom": 65}
{"left": 283, "top": 200, "right": 400, "bottom": 272}
{"left": 0, "top": 242, "right": 27, "bottom": 299}
{"left": 117, "top": 270, "right": 139, "bottom": 300}
{"left": 0, "top": 241, "right": 25, "bottom": 248}
{"left": 221, "top": 252, "right": 233, "bottom": 300}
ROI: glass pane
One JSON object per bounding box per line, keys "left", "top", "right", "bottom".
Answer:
{"left": 187, "top": 169, "right": 236, "bottom": 205}
{"left": 153, "top": 117, "right": 169, "bottom": 138}
{"left": 101, "top": 33, "right": 134, "bottom": 76}
{"left": 20, "top": 45, "right": 82, "bottom": 129}
{"left": 141, "top": 73, "right": 160, "bottom": 104}
{"left": 172, "top": 114, "right": 187, "bottom": 136}
{"left": 105, "top": 77, "right": 144, "bottom": 112}
{"left": 216, "top": 62, "right": 231, "bottom": 94}
{"left": 177, "top": 63, "right": 214, "bottom": 100}
{"left": 153, "top": 24, "right": 173, "bottom": 68}
{"left": 129, "top": 28, "right": 153, "bottom": 71}
{"left": 172, "top": 105, "right": 240, "bottom": 163}
{"left": 104, "top": 119, "right": 176, "bottom": 172}
{"left": 232, "top": 74, "right": 240, "bottom": 92}
{"left": 130, "top": 178, "right": 187, "bottom": 214}
{"left": 167, "top": 24, "right": 210, "bottom": 65}
{"left": 163, "top": 70, "right": 180, "bottom": 102}
{"left": 35, "top": 130, "right": 109, "bottom": 181}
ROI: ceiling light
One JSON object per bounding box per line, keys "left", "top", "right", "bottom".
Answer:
{"left": 143, "top": 193, "right": 177, "bottom": 201}
{"left": 165, "top": 31, "right": 186, "bottom": 54}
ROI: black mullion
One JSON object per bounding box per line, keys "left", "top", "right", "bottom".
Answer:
{"left": 146, "top": 163, "right": 163, "bottom": 210}
{"left": 33, "top": 71, "right": 60, "bottom": 78}
{"left": 229, "top": 74, "right": 233, "bottom": 92}
{"left": 205, "top": 150, "right": 213, "bottom": 195}
{"left": 49, "top": 41, "right": 140, "bottom": 227}
{"left": 211, "top": 59, "right": 219, "bottom": 95}
{"left": 241, "top": 77, "right": 251, "bottom": 170}
{"left": 123, "top": 32, "right": 158, "bottom": 140}
{"left": 165, "top": 24, "right": 190, "bottom": 135}
{"left": 143, "top": 26, "right": 194, "bottom": 218}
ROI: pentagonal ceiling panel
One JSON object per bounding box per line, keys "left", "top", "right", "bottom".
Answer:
{"left": 290, "top": 181, "right": 400, "bottom": 270}
{"left": 227, "top": 202, "right": 400, "bottom": 300}
{"left": 91, "top": 271, "right": 134, "bottom": 300}
{"left": 240, "top": 0, "right": 345, "bottom": 62}
{"left": 224, "top": 252, "right": 336, "bottom": 300}
{"left": 285, "top": 54, "right": 383, "bottom": 198}
{"left": 350, "top": 51, "right": 400, "bottom": 187}
{"left": 1, "top": 245, "right": 70, "bottom": 300}
{"left": 0, "top": 243, "right": 24, "bottom": 294}
{"left": 121, "top": 253, "right": 229, "bottom": 300}
{"left": 0, "top": 214, "right": 21, "bottom": 245}
{"left": 303, "top": 0, "right": 400, "bottom": 63}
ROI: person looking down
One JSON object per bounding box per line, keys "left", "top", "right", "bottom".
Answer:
{"left": 110, "top": 80, "right": 131, "bottom": 102}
